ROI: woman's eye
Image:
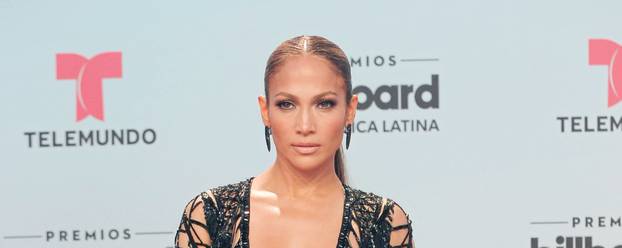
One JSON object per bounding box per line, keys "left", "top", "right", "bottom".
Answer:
{"left": 318, "top": 100, "right": 336, "bottom": 109}
{"left": 276, "top": 101, "right": 294, "bottom": 110}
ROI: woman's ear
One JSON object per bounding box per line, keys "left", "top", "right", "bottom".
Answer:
{"left": 346, "top": 94, "right": 358, "bottom": 125}
{"left": 258, "top": 95, "right": 270, "bottom": 127}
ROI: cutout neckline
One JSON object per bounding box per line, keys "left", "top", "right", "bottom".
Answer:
{"left": 240, "top": 176, "right": 353, "bottom": 248}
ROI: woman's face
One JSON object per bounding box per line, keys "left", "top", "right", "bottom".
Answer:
{"left": 259, "top": 54, "right": 357, "bottom": 173}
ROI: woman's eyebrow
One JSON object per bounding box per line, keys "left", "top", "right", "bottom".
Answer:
{"left": 274, "top": 91, "right": 338, "bottom": 100}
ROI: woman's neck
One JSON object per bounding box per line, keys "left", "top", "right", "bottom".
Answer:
{"left": 253, "top": 156, "right": 343, "bottom": 199}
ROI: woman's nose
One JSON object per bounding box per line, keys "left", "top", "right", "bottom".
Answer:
{"left": 295, "top": 107, "right": 316, "bottom": 135}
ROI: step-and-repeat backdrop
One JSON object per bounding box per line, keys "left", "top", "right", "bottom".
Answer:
{"left": 1, "top": 1, "right": 620, "bottom": 247}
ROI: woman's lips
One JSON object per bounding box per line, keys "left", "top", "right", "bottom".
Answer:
{"left": 291, "top": 143, "right": 320, "bottom": 155}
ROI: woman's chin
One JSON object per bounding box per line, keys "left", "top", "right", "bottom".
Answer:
{"left": 286, "top": 154, "right": 332, "bottom": 172}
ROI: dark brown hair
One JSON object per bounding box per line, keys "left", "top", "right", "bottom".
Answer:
{"left": 263, "top": 35, "right": 352, "bottom": 184}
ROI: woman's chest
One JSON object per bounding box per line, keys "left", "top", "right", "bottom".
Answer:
{"left": 246, "top": 197, "right": 345, "bottom": 248}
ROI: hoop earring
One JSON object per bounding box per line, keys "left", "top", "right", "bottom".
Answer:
{"left": 344, "top": 124, "right": 352, "bottom": 150}
{"left": 265, "top": 126, "right": 272, "bottom": 152}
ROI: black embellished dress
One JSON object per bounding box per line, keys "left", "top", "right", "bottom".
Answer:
{"left": 175, "top": 177, "right": 414, "bottom": 248}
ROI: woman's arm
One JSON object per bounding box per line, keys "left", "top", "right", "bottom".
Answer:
{"left": 175, "top": 192, "right": 215, "bottom": 248}
{"left": 387, "top": 200, "right": 414, "bottom": 248}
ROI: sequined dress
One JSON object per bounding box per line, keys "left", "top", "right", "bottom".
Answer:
{"left": 175, "top": 177, "right": 414, "bottom": 248}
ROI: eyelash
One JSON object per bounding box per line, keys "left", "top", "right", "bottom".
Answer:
{"left": 275, "top": 99, "right": 336, "bottom": 110}
{"left": 318, "top": 100, "right": 336, "bottom": 109}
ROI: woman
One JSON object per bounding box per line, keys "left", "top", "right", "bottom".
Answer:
{"left": 175, "top": 35, "right": 414, "bottom": 248}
